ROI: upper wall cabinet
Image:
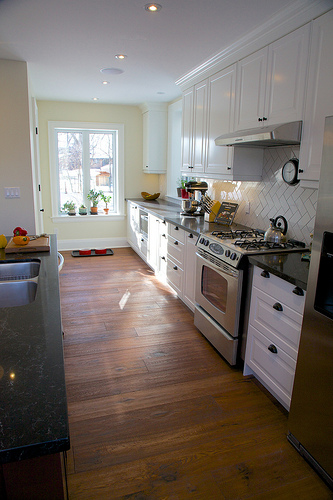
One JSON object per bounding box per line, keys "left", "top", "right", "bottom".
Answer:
{"left": 298, "top": 10, "right": 333, "bottom": 187}
{"left": 142, "top": 103, "right": 167, "bottom": 174}
{"left": 234, "top": 24, "right": 310, "bottom": 131}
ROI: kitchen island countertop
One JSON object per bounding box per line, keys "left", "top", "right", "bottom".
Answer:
{"left": 0, "top": 234, "right": 69, "bottom": 464}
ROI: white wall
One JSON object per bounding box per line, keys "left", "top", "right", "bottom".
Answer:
{"left": 37, "top": 100, "right": 160, "bottom": 248}
{"left": 0, "top": 60, "right": 36, "bottom": 236}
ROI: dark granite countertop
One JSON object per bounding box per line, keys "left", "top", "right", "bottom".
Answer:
{"left": 128, "top": 198, "right": 310, "bottom": 289}
{"left": 248, "top": 252, "right": 310, "bottom": 290}
{"left": 127, "top": 198, "right": 247, "bottom": 235}
{"left": 0, "top": 235, "right": 69, "bottom": 464}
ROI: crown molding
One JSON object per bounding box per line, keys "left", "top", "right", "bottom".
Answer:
{"left": 176, "top": 0, "right": 332, "bottom": 89}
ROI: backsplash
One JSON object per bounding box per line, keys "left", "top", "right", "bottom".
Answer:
{"left": 205, "top": 146, "right": 317, "bottom": 245}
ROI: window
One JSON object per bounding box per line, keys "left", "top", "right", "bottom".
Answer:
{"left": 48, "top": 121, "right": 124, "bottom": 217}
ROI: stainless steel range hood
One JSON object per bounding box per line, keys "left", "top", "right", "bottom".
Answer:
{"left": 215, "top": 121, "right": 302, "bottom": 148}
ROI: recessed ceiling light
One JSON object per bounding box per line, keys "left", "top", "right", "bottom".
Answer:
{"left": 92, "top": 97, "right": 99, "bottom": 101}
{"left": 115, "top": 54, "right": 127, "bottom": 60}
{"left": 100, "top": 68, "right": 124, "bottom": 75}
{"left": 145, "top": 3, "right": 162, "bottom": 12}
{"left": 102, "top": 81, "right": 110, "bottom": 85}
{"left": 157, "top": 91, "right": 165, "bottom": 95}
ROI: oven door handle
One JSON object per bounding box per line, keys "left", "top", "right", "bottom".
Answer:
{"left": 196, "top": 251, "right": 239, "bottom": 278}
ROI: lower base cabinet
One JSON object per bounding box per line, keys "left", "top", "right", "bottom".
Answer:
{"left": 0, "top": 452, "right": 67, "bottom": 500}
{"left": 244, "top": 265, "right": 306, "bottom": 410}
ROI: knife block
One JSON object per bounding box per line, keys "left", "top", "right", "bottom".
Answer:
{"left": 204, "top": 201, "right": 221, "bottom": 222}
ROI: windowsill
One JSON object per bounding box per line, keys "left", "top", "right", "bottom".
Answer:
{"left": 51, "top": 213, "right": 126, "bottom": 223}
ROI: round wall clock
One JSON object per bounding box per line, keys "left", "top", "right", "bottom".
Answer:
{"left": 282, "top": 158, "right": 299, "bottom": 185}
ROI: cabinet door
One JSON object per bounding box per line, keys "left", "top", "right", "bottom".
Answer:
{"left": 299, "top": 11, "right": 333, "bottom": 186}
{"left": 148, "top": 214, "right": 160, "bottom": 271}
{"left": 183, "top": 232, "right": 197, "bottom": 311}
{"left": 265, "top": 24, "right": 310, "bottom": 126}
{"left": 127, "top": 202, "right": 139, "bottom": 249}
{"left": 181, "top": 87, "right": 194, "bottom": 172}
{"left": 206, "top": 65, "right": 236, "bottom": 176}
{"left": 192, "top": 81, "right": 207, "bottom": 174}
{"left": 235, "top": 48, "right": 267, "bottom": 131}
{"left": 143, "top": 108, "right": 167, "bottom": 173}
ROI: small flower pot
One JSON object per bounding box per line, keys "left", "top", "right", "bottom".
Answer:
{"left": 181, "top": 188, "right": 189, "bottom": 199}
{"left": 68, "top": 209, "right": 76, "bottom": 216}
{"left": 104, "top": 208, "right": 109, "bottom": 215}
{"left": 79, "top": 208, "right": 87, "bottom": 215}
{"left": 90, "top": 206, "right": 98, "bottom": 215}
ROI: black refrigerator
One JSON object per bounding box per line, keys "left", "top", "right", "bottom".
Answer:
{"left": 287, "top": 115, "right": 333, "bottom": 489}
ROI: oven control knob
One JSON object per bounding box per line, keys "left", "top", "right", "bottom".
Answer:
{"left": 199, "top": 237, "right": 205, "bottom": 244}
{"left": 230, "top": 252, "right": 237, "bottom": 261}
{"left": 225, "top": 249, "right": 231, "bottom": 257}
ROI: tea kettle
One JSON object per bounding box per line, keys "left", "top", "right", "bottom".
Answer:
{"left": 264, "top": 216, "right": 288, "bottom": 243}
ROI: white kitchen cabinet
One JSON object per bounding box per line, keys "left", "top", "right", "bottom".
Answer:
{"left": 127, "top": 201, "right": 140, "bottom": 250}
{"left": 181, "top": 80, "right": 207, "bottom": 175}
{"left": 166, "top": 224, "right": 185, "bottom": 296}
{"left": 299, "top": 10, "right": 333, "bottom": 187}
{"left": 235, "top": 24, "right": 310, "bottom": 131}
{"left": 141, "top": 103, "right": 167, "bottom": 174}
{"left": 182, "top": 231, "right": 198, "bottom": 311}
{"left": 127, "top": 201, "right": 147, "bottom": 261}
{"left": 244, "top": 266, "right": 306, "bottom": 410}
{"left": 181, "top": 87, "right": 194, "bottom": 172}
{"left": 205, "top": 66, "right": 236, "bottom": 177}
{"left": 181, "top": 65, "right": 261, "bottom": 181}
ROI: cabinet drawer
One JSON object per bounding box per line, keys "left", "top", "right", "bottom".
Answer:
{"left": 250, "top": 286, "right": 302, "bottom": 359}
{"left": 245, "top": 324, "right": 296, "bottom": 409}
{"left": 166, "top": 258, "right": 183, "bottom": 295}
{"left": 168, "top": 224, "right": 185, "bottom": 243}
{"left": 167, "top": 236, "right": 185, "bottom": 266}
{"left": 253, "top": 265, "right": 306, "bottom": 315}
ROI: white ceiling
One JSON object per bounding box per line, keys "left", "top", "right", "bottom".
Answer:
{"left": 0, "top": 0, "right": 305, "bottom": 105}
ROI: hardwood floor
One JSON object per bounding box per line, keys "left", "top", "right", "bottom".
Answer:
{"left": 60, "top": 248, "right": 332, "bottom": 499}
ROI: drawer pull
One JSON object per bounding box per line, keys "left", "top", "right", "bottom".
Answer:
{"left": 162, "top": 233, "right": 166, "bottom": 238}
{"left": 161, "top": 256, "right": 166, "bottom": 261}
{"left": 260, "top": 270, "right": 270, "bottom": 278}
{"left": 173, "top": 265, "right": 178, "bottom": 270}
{"left": 268, "top": 344, "right": 278, "bottom": 354}
{"left": 273, "top": 302, "right": 283, "bottom": 312}
{"left": 174, "top": 241, "right": 178, "bottom": 245}
{"left": 189, "top": 233, "right": 194, "bottom": 239}
{"left": 292, "top": 286, "right": 304, "bottom": 296}
{"left": 175, "top": 226, "right": 179, "bottom": 231}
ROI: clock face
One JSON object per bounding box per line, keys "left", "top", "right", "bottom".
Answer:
{"left": 282, "top": 159, "right": 299, "bottom": 185}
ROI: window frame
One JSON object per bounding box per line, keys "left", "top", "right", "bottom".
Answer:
{"left": 48, "top": 121, "right": 125, "bottom": 221}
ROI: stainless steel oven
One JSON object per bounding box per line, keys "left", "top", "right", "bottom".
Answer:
{"left": 194, "top": 227, "right": 307, "bottom": 366}
{"left": 194, "top": 248, "right": 243, "bottom": 365}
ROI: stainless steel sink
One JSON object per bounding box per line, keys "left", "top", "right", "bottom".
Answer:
{"left": 0, "top": 259, "right": 40, "bottom": 307}
{"left": 0, "top": 260, "right": 40, "bottom": 281}
{"left": 0, "top": 280, "right": 38, "bottom": 307}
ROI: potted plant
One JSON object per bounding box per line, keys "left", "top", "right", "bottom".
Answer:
{"left": 177, "top": 177, "right": 189, "bottom": 198}
{"left": 100, "top": 192, "right": 112, "bottom": 214}
{"left": 87, "top": 189, "right": 100, "bottom": 214}
{"left": 62, "top": 200, "right": 76, "bottom": 215}
{"left": 79, "top": 204, "right": 87, "bottom": 215}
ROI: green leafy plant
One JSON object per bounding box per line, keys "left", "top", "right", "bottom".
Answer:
{"left": 87, "top": 189, "right": 100, "bottom": 207}
{"left": 80, "top": 204, "right": 87, "bottom": 209}
{"left": 177, "top": 177, "right": 186, "bottom": 189}
{"left": 100, "top": 192, "right": 112, "bottom": 208}
{"left": 62, "top": 201, "right": 76, "bottom": 212}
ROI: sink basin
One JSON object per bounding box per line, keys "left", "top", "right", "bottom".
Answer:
{"left": 0, "top": 260, "right": 40, "bottom": 281}
{"left": 0, "top": 281, "right": 38, "bottom": 307}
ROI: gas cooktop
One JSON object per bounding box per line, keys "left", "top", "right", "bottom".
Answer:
{"left": 197, "top": 228, "right": 307, "bottom": 268}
